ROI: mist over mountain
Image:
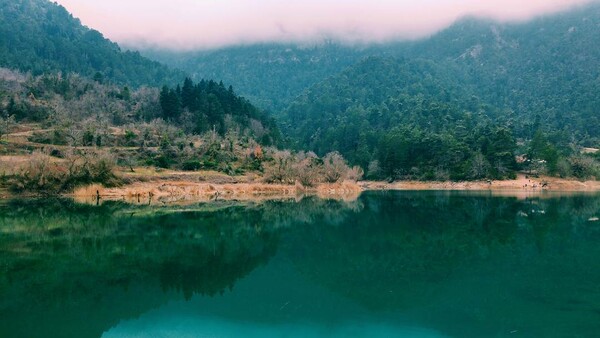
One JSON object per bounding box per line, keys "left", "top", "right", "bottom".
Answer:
{"left": 141, "top": 2, "right": 600, "bottom": 137}
{"left": 276, "top": 3, "right": 600, "bottom": 175}
{"left": 1, "top": 0, "right": 598, "bottom": 182}
{"left": 55, "top": 0, "right": 594, "bottom": 50}
{"left": 403, "top": 4, "right": 600, "bottom": 135}
{"left": 0, "top": 0, "right": 184, "bottom": 87}
{"left": 140, "top": 43, "right": 389, "bottom": 112}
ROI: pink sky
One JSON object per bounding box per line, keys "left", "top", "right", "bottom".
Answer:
{"left": 54, "top": 0, "right": 595, "bottom": 50}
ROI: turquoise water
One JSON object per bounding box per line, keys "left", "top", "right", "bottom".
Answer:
{"left": 1, "top": 191, "right": 599, "bottom": 337}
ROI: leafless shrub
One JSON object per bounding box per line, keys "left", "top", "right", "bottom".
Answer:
{"left": 293, "top": 157, "right": 322, "bottom": 187}
{"left": 346, "top": 166, "right": 364, "bottom": 182}
{"left": 469, "top": 151, "right": 490, "bottom": 179}
{"left": 322, "top": 152, "right": 350, "bottom": 183}
{"left": 263, "top": 150, "right": 296, "bottom": 184}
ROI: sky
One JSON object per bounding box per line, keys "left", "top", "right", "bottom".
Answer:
{"left": 54, "top": 0, "right": 595, "bottom": 50}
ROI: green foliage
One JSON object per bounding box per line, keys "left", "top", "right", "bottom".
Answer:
{"left": 282, "top": 57, "right": 518, "bottom": 180}
{"left": 153, "top": 155, "right": 172, "bottom": 169}
{"left": 142, "top": 43, "right": 376, "bottom": 112}
{"left": 159, "top": 78, "right": 281, "bottom": 145}
{"left": 406, "top": 5, "right": 600, "bottom": 145}
{"left": 124, "top": 130, "right": 137, "bottom": 146}
{"left": 181, "top": 160, "right": 202, "bottom": 171}
{"left": 527, "top": 130, "right": 561, "bottom": 175}
{"left": 146, "top": 3, "right": 600, "bottom": 180}
{"left": 0, "top": 0, "right": 184, "bottom": 87}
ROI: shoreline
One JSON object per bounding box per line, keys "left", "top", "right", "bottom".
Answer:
{"left": 359, "top": 175, "right": 600, "bottom": 192}
{"left": 73, "top": 174, "right": 600, "bottom": 205}
{"left": 69, "top": 180, "right": 363, "bottom": 205}
{"left": 1, "top": 174, "right": 599, "bottom": 203}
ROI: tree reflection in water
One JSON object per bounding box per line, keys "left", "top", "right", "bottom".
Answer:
{"left": 1, "top": 192, "right": 599, "bottom": 337}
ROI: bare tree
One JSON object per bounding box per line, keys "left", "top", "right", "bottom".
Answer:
{"left": 65, "top": 123, "right": 83, "bottom": 147}
{"left": 322, "top": 151, "right": 350, "bottom": 183}
{"left": 264, "top": 150, "right": 295, "bottom": 184}
{"left": 346, "top": 165, "right": 365, "bottom": 182}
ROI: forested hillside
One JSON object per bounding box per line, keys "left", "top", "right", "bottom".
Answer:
{"left": 140, "top": 43, "right": 385, "bottom": 112}
{"left": 283, "top": 57, "right": 518, "bottom": 180}
{"left": 276, "top": 3, "right": 600, "bottom": 180}
{"left": 281, "top": 47, "right": 599, "bottom": 180}
{"left": 158, "top": 78, "right": 280, "bottom": 145}
{"left": 1, "top": 0, "right": 598, "bottom": 184}
{"left": 403, "top": 4, "right": 600, "bottom": 144}
{"left": 147, "top": 2, "right": 600, "bottom": 145}
{"left": 0, "top": 0, "right": 364, "bottom": 193}
{"left": 0, "top": 0, "right": 184, "bottom": 87}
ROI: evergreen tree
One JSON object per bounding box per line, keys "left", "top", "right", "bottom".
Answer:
{"left": 181, "top": 77, "right": 194, "bottom": 109}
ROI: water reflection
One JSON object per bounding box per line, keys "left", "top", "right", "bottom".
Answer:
{"left": 284, "top": 192, "right": 600, "bottom": 337}
{"left": 0, "top": 192, "right": 599, "bottom": 337}
{"left": 0, "top": 197, "right": 359, "bottom": 338}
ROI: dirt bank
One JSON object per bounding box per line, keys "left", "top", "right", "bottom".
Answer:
{"left": 71, "top": 180, "right": 363, "bottom": 205}
{"left": 360, "top": 175, "right": 600, "bottom": 194}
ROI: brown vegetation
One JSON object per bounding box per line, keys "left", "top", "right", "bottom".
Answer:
{"left": 360, "top": 174, "right": 600, "bottom": 193}
{"left": 72, "top": 179, "right": 363, "bottom": 205}
{"left": 2, "top": 149, "right": 120, "bottom": 194}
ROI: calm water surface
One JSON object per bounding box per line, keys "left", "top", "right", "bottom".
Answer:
{"left": 1, "top": 191, "right": 599, "bottom": 337}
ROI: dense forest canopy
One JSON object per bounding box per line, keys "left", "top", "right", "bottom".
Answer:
{"left": 402, "top": 5, "right": 600, "bottom": 144}
{"left": 282, "top": 57, "right": 518, "bottom": 180}
{"left": 145, "top": 2, "right": 600, "bottom": 147}
{"left": 0, "top": 0, "right": 185, "bottom": 87}
{"left": 140, "top": 42, "right": 381, "bottom": 112}
{"left": 158, "top": 78, "right": 280, "bottom": 145}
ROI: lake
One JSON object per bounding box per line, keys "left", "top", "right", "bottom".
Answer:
{"left": 1, "top": 191, "right": 599, "bottom": 337}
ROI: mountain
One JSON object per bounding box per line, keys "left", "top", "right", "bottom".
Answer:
{"left": 158, "top": 78, "right": 281, "bottom": 145}
{"left": 402, "top": 3, "right": 600, "bottom": 142}
{"left": 281, "top": 56, "right": 519, "bottom": 180}
{"left": 276, "top": 3, "right": 600, "bottom": 179}
{"left": 0, "top": 0, "right": 185, "bottom": 87}
{"left": 284, "top": 57, "right": 476, "bottom": 154}
{"left": 139, "top": 42, "right": 393, "bottom": 112}
{"left": 144, "top": 2, "right": 600, "bottom": 137}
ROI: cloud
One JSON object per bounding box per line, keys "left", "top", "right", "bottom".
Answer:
{"left": 54, "top": 0, "right": 595, "bottom": 50}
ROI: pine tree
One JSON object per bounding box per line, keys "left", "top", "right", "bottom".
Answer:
{"left": 181, "top": 78, "right": 194, "bottom": 109}
{"left": 159, "top": 86, "right": 181, "bottom": 121}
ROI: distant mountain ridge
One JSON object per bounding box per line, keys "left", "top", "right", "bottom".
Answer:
{"left": 140, "top": 42, "right": 389, "bottom": 112}
{"left": 142, "top": 2, "right": 600, "bottom": 130}
{"left": 0, "top": 0, "right": 185, "bottom": 87}
{"left": 402, "top": 3, "right": 600, "bottom": 140}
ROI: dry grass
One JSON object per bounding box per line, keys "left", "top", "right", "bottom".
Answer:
{"left": 0, "top": 154, "right": 65, "bottom": 175}
{"left": 72, "top": 184, "right": 105, "bottom": 197}
{"left": 360, "top": 174, "right": 600, "bottom": 194}
{"left": 120, "top": 167, "right": 246, "bottom": 184}
{"left": 70, "top": 180, "right": 364, "bottom": 205}
{"left": 316, "top": 181, "right": 363, "bottom": 201}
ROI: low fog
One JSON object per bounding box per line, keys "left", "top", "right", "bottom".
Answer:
{"left": 55, "top": 0, "right": 595, "bottom": 50}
